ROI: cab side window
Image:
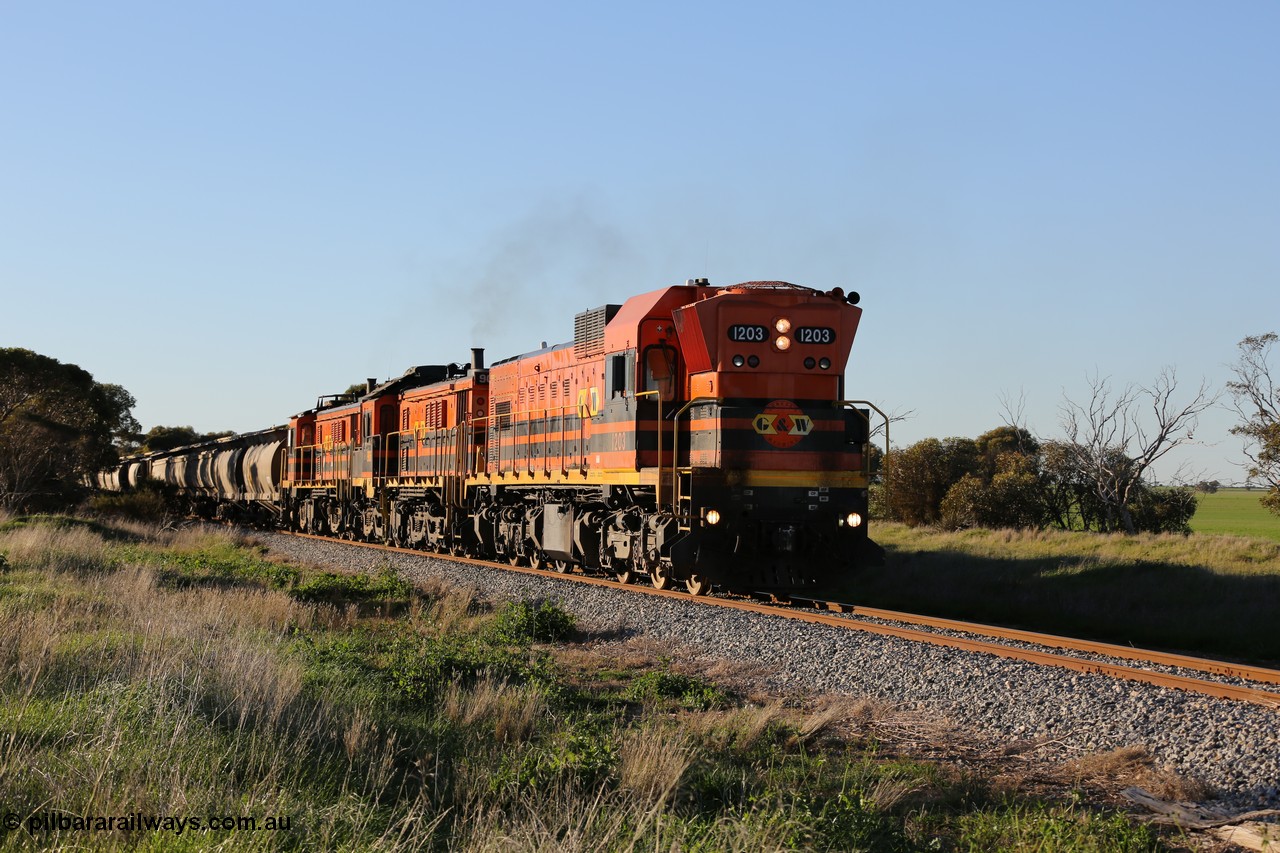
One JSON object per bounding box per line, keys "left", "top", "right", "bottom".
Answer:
{"left": 643, "top": 345, "right": 677, "bottom": 402}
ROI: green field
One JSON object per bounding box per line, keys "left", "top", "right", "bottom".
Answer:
{"left": 1189, "top": 487, "right": 1280, "bottom": 541}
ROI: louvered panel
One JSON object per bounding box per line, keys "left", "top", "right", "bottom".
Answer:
{"left": 573, "top": 304, "right": 622, "bottom": 357}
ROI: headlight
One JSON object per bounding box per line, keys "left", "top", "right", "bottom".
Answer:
{"left": 732, "top": 354, "right": 745, "bottom": 367}
{"left": 775, "top": 335, "right": 792, "bottom": 351}
{"left": 842, "top": 512, "right": 863, "bottom": 528}
{"left": 774, "top": 317, "right": 792, "bottom": 334}
{"left": 705, "top": 509, "right": 721, "bottom": 525}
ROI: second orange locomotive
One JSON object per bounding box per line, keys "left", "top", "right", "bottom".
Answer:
{"left": 280, "top": 279, "right": 882, "bottom": 593}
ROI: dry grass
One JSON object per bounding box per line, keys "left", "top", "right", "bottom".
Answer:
{"left": 729, "top": 698, "right": 792, "bottom": 750}
{"left": 0, "top": 558, "right": 314, "bottom": 726}
{"left": 877, "top": 521, "right": 1280, "bottom": 577}
{"left": 1067, "top": 745, "right": 1213, "bottom": 802}
{"left": 615, "top": 723, "right": 694, "bottom": 804}
{"left": 440, "top": 676, "right": 546, "bottom": 743}
{"left": 160, "top": 521, "right": 259, "bottom": 553}
{"left": 453, "top": 781, "right": 809, "bottom": 853}
{"left": 799, "top": 694, "right": 889, "bottom": 742}
{"left": 427, "top": 580, "right": 482, "bottom": 634}
{"left": 0, "top": 522, "right": 359, "bottom": 848}
{"left": 1, "top": 520, "right": 114, "bottom": 573}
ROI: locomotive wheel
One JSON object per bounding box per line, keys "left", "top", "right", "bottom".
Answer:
{"left": 551, "top": 560, "right": 571, "bottom": 574}
{"left": 614, "top": 570, "right": 633, "bottom": 585}
{"left": 685, "top": 574, "right": 711, "bottom": 596}
{"left": 508, "top": 553, "right": 525, "bottom": 567}
{"left": 650, "top": 564, "right": 672, "bottom": 591}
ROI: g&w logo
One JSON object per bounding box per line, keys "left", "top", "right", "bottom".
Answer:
{"left": 752, "top": 400, "right": 812, "bottom": 449}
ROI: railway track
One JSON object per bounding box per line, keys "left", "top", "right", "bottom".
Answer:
{"left": 283, "top": 531, "right": 1280, "bottom": 708}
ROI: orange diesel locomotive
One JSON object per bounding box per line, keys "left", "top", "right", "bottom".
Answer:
{"left": 277, "top": 279, "right": 881, "bottom": 593}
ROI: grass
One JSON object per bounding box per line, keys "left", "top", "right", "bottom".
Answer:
{"left": 1189, "top": 487, "right": 1280, "bottom": 541}
{"left": 838, "top": 521, "right": 1280, "bottom": 664}
{"left": 0, "top": 513, "right": 1191, "bottom": 851}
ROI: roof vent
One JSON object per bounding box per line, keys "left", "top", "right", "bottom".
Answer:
{"left": 573, "top": 304, "right": 621, "bottom": 357}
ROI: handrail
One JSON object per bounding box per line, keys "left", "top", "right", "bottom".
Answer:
{"left": 837, "top": 400, "right": 889, "bottom": 480}
{"left": 291, "top": 394, "right": 622, "bottom": 486}
{"left": 668, "top": 396, "right": 722, "bottom": 512}
{"left": 470, "top": 401, "right": 594, "bottom": 477}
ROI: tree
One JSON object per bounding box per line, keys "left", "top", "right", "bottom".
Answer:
{"left": 975, "top": 425, "right": 1039, "bottom": 480}
{"left": 1058, "top": 369, "right": 1216, "bottom": 534}
{"left": 342, "top": 382, "right": 372, "bottom": 398}
{"left": 1227, "top": 333, "right": 1280, "bottom": 516}
{"left": 0, "top": 348, "right": 140, "bottom": 510}
{"left": 141, "top": 425, "right": 234, "bottom": 453}
{"left": 1038, "top": 439, "right": 1099, "bottom": 530}
{"left": 882, "top": 437, "right": 978, "bottom": 526}
{"left": 939, "top": 434, "right": 1046, "bottom": 531}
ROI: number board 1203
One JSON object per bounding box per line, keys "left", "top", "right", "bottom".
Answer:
{"left": 727, "top": 324, "right": 768, "bottom": 342}
{"left": 796, "top": 327, "right": 836, "bottom": 344}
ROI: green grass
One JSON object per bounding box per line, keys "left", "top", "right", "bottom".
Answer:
{"left": 1189, "top": 487, "right": 1280, "bottom": 541}
{"left": 839, "top": 522, "right": 1280, "bottom": 663}
{"left": 0, "top": 515, "right": 1191, "bottom": 852}
{"left": 947, "top": 800, "right": 1165, "bottom": 852}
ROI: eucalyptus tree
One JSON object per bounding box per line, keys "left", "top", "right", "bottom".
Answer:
{"left": 1227, "top": 333, "right": 1280, "bottom": 515}
{"left": 0, "top": 348, "right": 139, "bottom": 510}
{"left": 1058, "top": 369, "right": 1216, "bottom": 534}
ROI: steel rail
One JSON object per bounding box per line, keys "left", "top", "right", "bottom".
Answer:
{"left": 279, "top": 532, "right": 1280, "bottom": 708}
{"left": 778, "top": 597, "right": 1280, "bottom": 687}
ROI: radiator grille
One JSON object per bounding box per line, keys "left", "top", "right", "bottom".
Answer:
{"left": 574, "top": 304, "right": 621, "bottom": 357}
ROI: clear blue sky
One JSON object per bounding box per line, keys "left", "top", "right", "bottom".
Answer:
{"left": 3, "top": 2, "right": 1277, "bottom": 483}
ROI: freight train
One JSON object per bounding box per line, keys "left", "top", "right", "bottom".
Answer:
{"left": 97, "top": 279, "right": 884, "bottom": 594}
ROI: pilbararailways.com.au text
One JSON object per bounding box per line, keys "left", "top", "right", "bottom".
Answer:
{"left": 6, "top": 810, "right": 292, "bottom": 836}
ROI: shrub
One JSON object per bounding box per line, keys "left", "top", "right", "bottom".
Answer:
{"left": 385, "top": 632, "right": 515, "bottom": 701}
{"left": 291, "top": 565, "right": 414, "bottom": 605}
{"left": 984, "top": 467, "right": 1047, "bottom": 530}
{"left": 86, "top": 486, "right": 171, "bottom": 521}
{"left": 626, "top": 670, "right": 727, "bottom": 710}
{"left": 489, "top": 599, "right": 576, "bottom": 645}
{"left": 1129, "top": 486, "right": 1198, "bottom": 535}
{"left": 940, "top": 474, "right": 986, "bottom": 530}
